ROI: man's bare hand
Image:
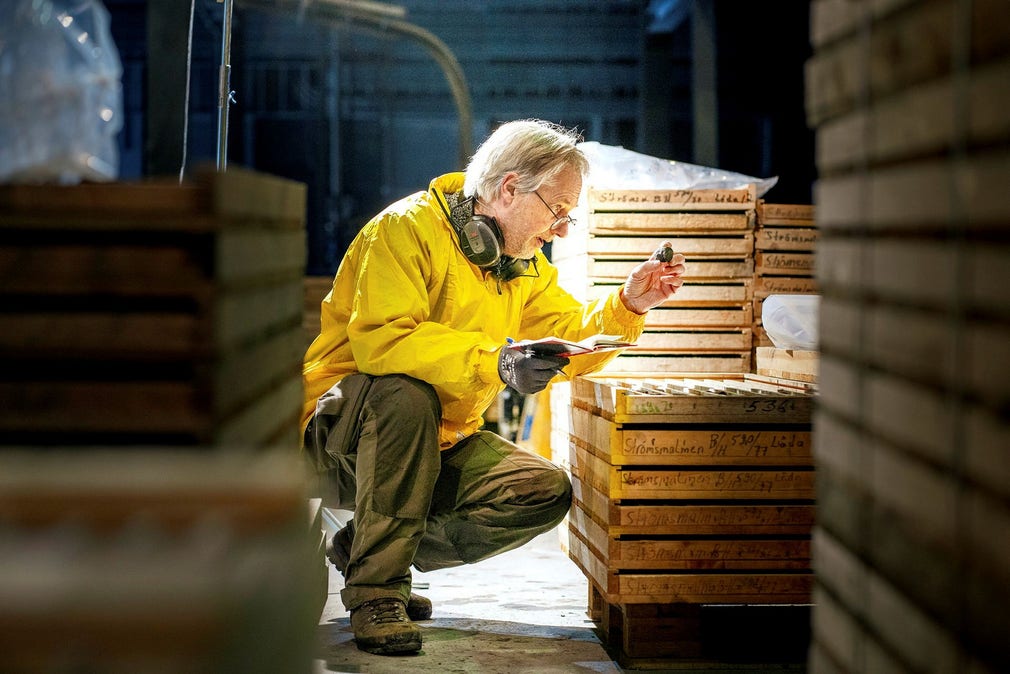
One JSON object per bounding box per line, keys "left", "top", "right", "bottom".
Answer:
{"left": 619, "top": 241, "right": 686, "bottom": 315}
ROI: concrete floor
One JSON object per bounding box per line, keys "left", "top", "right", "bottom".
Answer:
{"left": 312, "top": 513, "right": 808, "bottom": 673}
{"left": 313, "top": 517, "right": 619, "bottom": 674}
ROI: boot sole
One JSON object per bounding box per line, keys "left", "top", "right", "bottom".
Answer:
{"left": 355, "top": 631, "right": 422, "bottom": 655}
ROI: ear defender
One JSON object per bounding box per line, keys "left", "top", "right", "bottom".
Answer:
{"left": 446, "top": 194, "right": 531, "bottom": 283}
{"left": 457, "top": 214, "right": 505, "bottom": 268}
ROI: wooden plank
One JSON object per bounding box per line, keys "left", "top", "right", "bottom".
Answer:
{"left": 0, "top": 166, "right": 305, "bottom": 228}
{"left": 755, "top": 228, "right": 818, "bottom": 252}
{"left": 0, "top": 231, "right": 304, "bottom": 294}
{"left": 557, "top": 256, "right": 753, "bottom": 281}
{"left": 588, "top": 210, "right": 754, "bottom": 233}
{"left": 0, "top": 449, "right": 306, "bottom": 533}
{"left": 568, "top": 528, "right": 812, "bottom": 604}
{"left": 0, "top": 312, "right": 202, "bottom": 359}
{"left": 755, "top": 251, "right": 815, "bottom": 276}
{"left": 0, "top": 382, "right": 204, "bottom": 435}
{"left": 643, "top": 305, "right": 753, "bottom": 328}
{"left": 571, "top": 375, "right": 814, "bottom": 424}
{"left": 630, "top": 328, "right": 753, "bottom": 352}
{"left": 816, "top": 56, "right": 1010, "bottom": 173}
{"left": 756, "top": 348, "right": 819, "bottom": 384}
{"left": 815, "top": 150, "right": 1010, "bottom": 234}
{"left": 806, "top": 0, "right": 963, "bottom": 125}
{"left": 756, "top": 202, "right": 816, "bottom": 225}
{"left": 0, "top": 245, "right": 208, "bottom": 296}
{"left": 601, "top": 353, "right": 751, "bottom": 374}
{"left": 586, "top": 279, "right": 753, "bottom": 305}
{"left": 208, "top": 165, "right": 307, "bottom": 224}
{"left": 570, "top": 504, "right": 810, "bottom": 571}
{"left": 588, "top": 185, "right": 757, "bottom": 212}
{"left": 570, "top": 406, "right": 813, "bottom": 467}
{"left": 570, "top": 445, "right": 815, "bottom": 501}
{"left": 587, "top": 234, "right": 753, "bottom": 257}
{"left": 813, "top": 529, "right": 965, "bottom": 674}
{"left": 754, "top": 276, "right": 819, "bottom": 297}
{"left": 571, "top": 477, "right": 814, "bottom": 536}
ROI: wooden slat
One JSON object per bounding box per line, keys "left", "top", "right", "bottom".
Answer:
{"left": 814, "top": 150, "right": 1010, "bottom": 233}
{"left": 588, "top": 210, "right": 754, "bottom": 233}
{"left": 587, "top": 234, "right": 753, "bottom": 257}
{"left": 586, "top": 279, "right": 753, "bottom": 305}
{"left": 817, "top": 56, "right": 1010, "bottom": 173}
{"left": 0, "top": 166, "right": 305, "bottom": 228}
{"left": 756, "top": 202, "right": 816, "bottom": 225}
{"left": 587, "top": 185, "right": 757, "bottom": 212}
{"left": 629, "top": 328, "right": 753, "bottom": 352}
{"left": 755, "top": 251, "right": 815, "bottom": 276}
{"left": 755, "top": 348, "right": 819, "bottom": 384}
{"left": 643, "top": 305, "right": 753, "bottom": 328}
{"left": 570, "top": 445, "right": 815, "bottom": 501}
{"left": 556, "top": 256, "right": 753, "bottom": 281}
{"left": 570, "top": 406, "right": 812, "bottom": 467}
{"left": 569, "top": 529, "right": 812, "bottom": 604}
{"left": 601, "top": 353, "right": 751, "bottom": 374}
{"left": 754, "top": 276, "right": 819, "bottom": 296}
{"left": 571, "top": 375, "right": 814, "bottom": 424}
{"left": 755, "top": 228, "right": 818, "bottom": 252}
{"left": 569, "top": 504, "right": 810, "bottom": 571}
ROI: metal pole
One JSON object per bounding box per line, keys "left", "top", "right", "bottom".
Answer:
{"left": 216, "top": 0, "right": 236, "bottom": 171}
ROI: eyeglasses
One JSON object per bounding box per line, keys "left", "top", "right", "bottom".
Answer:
{"left": 533, "top": 191, "right": 577, "bottom": 231}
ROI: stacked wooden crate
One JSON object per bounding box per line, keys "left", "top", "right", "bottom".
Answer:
{"left": 0, "top": 168, "right": 325, "bottom": 671}
{"left": 806, "top": 0, "right": 1010, "bottom": 672}
{"left": 565, "top": 374, "right": 815, "bottom": 665}
{"left": 0, "top": 450, "right": 325, "bottom": 673}
{"left": 553, "top": 185, "right": 757, "bottom": 373}
{"left": 0, "top": 167, "right": 307, "bottom": 449}
{"left": 753, "top": 201, "right": 819, "bottom": 351}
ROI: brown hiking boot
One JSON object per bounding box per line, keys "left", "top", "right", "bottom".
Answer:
{"left": 327, "top": 528, "right": 433, "bottom": 621}
{"left": 350, "top": 597, "right": 421, "bottom": 655}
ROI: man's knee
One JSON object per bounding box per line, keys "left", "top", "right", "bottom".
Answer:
{"left": 369, "top": 374, "right": 441, "bottom": 425}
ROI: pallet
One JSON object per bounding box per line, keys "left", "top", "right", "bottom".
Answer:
{"left": 585, "top": 578, "right": 810, "bottom": 666}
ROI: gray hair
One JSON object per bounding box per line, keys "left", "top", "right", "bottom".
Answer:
{"left": 463, "top": 119, "right": 589, "bottom": 201}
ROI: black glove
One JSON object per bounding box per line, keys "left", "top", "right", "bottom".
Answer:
{"left": 498, "top": 346, "right": 570, "bottom": 394}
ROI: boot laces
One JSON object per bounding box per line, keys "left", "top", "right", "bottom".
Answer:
{"left": 361, "top": 598, "right": 409, "bottom": 625}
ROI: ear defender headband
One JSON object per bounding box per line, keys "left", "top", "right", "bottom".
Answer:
{"left": 446, "top": 195, "right": 530, "bottom": 282}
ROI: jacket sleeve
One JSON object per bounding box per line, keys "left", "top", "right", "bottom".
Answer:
{"left": 515, "top": 255, "right": 647, "bottom": 375}
{"left": 345, "top": 208, "right": 501, "bottom": 405}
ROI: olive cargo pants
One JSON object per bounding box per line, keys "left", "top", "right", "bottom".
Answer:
{"left": 303, "top": 373, "right": 573, "bottom": 611}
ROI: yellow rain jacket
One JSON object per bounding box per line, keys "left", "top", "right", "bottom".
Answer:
{"left": 302, "top": 172, "right": 646, "bottom": 449}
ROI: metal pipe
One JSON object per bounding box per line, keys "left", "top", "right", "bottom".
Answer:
{"left": 216, "top": 0, "right": 236, "bottom": 170}
{"left": 238, "top": 0, "right": 474, "bottom": 163}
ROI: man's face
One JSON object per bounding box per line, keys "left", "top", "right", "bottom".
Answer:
{"left": 498, "top": 166, "right": 582, "bottom": 260}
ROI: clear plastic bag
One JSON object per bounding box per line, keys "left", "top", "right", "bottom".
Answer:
{"left": 762, "top": 294, "right": 820, "bottom": 351}
{"left": 0, "top": 0, "right": 123, "bottom": 184}
{"left": 577, "top": 141, "right": 778, "bottom": 197}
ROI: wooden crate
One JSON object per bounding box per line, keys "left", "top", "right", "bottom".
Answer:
{"left": 0, "top": 449, "right": 322, "bottom": 673}
{"left": 563, "top": 374, "right": 815, "bottom": 663}
{"left": 0, "top": 167, "right": 307, "bottom": 447}
{"left": 756, "top": 347, "right": 819, "bottom": 384}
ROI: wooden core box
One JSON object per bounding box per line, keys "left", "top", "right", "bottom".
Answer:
{"left": 564, "top": 374, "right": 815, "bottom": 662}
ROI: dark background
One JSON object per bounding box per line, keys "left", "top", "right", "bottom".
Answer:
{"left": 106, "top": 0, "right": 814, "bottom": 276}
